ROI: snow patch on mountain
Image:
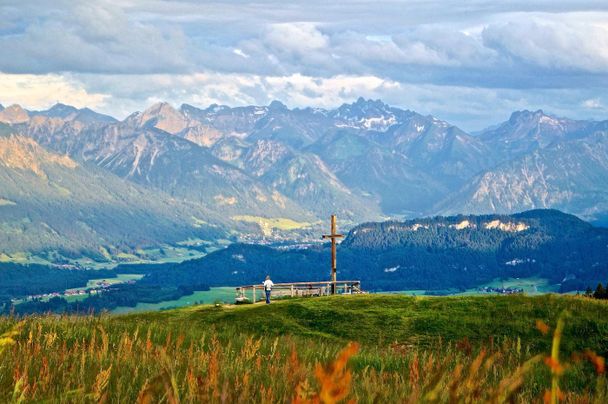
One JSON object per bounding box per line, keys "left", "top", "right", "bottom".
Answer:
{"left": 360, "top": 115, "right": 397, "bottom": 131}
{"left": 505, "top": 258, "right": 536, "bottom": 266}
{"left": 384, "top": 265, "right": 400, "bottom": 273}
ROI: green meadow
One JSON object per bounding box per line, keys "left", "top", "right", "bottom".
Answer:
{"left": 0, "top": 294, "right": 607, "bottom": 402}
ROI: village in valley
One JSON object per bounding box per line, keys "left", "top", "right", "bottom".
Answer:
{"left": 12, "top": 278, "right": 138, "bottom": 305}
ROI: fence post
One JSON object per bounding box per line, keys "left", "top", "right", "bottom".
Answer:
{"left": 252, "top": 286, "right": 256, "bottom": 303}
{"left": 291, "top": 284, "right": 294, "bottom": 297}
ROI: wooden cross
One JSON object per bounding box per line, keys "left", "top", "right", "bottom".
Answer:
{"left": 322, "top": 215, "right": 343, "bottom": 294}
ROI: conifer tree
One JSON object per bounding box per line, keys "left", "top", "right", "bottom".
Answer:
{"left": 594, "top": 283, "right": 606, "bottom": 299}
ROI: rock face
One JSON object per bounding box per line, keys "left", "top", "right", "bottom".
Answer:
{"left": 0, "top": 134, "right": 76, "bottom": 178}
{"left": 130, "top": 102, "right": 189, "bottom": 134}
{"left": 17, "top": 118, "right": 312, "bottom": 221}
{"left": 0, "top": 105, "right": 29, "bottom": 124}
{"left": 436, "top": 111, "right": 608, "bottom": 224}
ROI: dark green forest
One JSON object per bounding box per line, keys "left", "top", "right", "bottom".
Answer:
{"left": 143, "top": 209, "right": 608, "bottom": 293}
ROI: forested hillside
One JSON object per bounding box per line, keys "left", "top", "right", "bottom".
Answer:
{"left": 142, "top": 209, "right": 608, "bottom": 292}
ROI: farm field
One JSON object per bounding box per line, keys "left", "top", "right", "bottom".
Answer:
{"left": 391, "top": 277, "right": 561, "bottom": 297}
{"left": 112, "top": 287, "right": 236, "bottom": 314}
{"left": 0, "top": 294, "right": 607, "bottom": 402}
{"left": 0, "top": 243, "right": 210, "bottom": 269}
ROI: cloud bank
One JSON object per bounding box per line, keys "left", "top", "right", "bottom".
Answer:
{"left": 1, "top": 1, "right": 608, "bottom": 129}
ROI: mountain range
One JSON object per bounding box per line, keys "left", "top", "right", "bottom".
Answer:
{"left": 2, "top": 98, "right": 608, "bottom": 261}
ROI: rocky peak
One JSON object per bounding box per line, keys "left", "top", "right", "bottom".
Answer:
{"left": 332, "top": 98, "right": 397, "bottom": 131}
{"left": 138, "top": 102, "right": 188, "bottom": 134}
{"left": 45, "top": 103, "right": 79, "bottom": 118}
{"left": 0, "top": 104, "right": 29, "bottom": 124}
{"left": 142, "top": 102, "right": 178, "bottom": 117}
{"left": 335, "top": 98, "right": 391, "bottom": 117}
{"left": 479, "top": 109, "right": 582, "bottom": 148}
{"left": 268, "top": 100, "right": 288, "bottom": 112}
{"left": 508, "top": 109, "right": 550, "bottom": 124}
{"left": 180, "top": 103, "right": 203, "bottom": 118}
{"left": 27, "top": 103, "right": 117, "bottom": 124}
{"left": 509, "top": 110, "right": 585, "bottom": 133}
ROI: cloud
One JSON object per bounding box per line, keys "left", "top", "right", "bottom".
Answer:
{"left": 47, "top": 71, "right": 606, "bottom": 131}
{"left": 233, "top": 49, "right": 250, "bottom": 58}
{"left": 582, "top": 98, "right": 603, "bottom": 109}
{"left": 265, "top": 23, "right": 329, "bottom": 53}
{"left": 0, "top": 73, "right": 109, "bottom": 110}
{"left": 3, "top": 1, "right": 608, "bottom": 128}
{"left": 4, "top": 68, "right": 608, "bottom": 131}
{"left": 482, "top": 15, "right": 608, "bottom": 73}
{"left": 0, "top": 1, "right": 191, "bottom": 74}
{"left": 74, "top": 72, "right": 401, "bottom": 114}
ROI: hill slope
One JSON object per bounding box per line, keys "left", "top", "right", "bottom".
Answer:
{"left": 0, "top": 295, "right": 608, "bottom": 402}
{"left": 0, "top": 125, "right": 225, "bottom": 260}
{"left": 124, "top": 294, "right": 608, "bottom": 352}
{"left": 2, "top": 294, "right": 608, "bottom": 402}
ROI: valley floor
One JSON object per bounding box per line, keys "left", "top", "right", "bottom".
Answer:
{"left": 0, "top": 294, "right": 607, "bottom": 402}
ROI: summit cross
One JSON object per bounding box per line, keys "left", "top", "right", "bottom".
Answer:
{"left": 322, "top": 215, "right": 344, "bottom": 295}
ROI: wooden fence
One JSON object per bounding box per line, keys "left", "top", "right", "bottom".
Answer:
{"left": 235, "top": 280, "right": 363, "bottom": 303}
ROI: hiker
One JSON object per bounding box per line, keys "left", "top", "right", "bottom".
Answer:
{"left": 263, "top": 275, "right": 274, "bottom": 304}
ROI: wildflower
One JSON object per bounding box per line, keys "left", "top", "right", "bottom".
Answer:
{"left": 293, "top": 342, "right": 359, "bottom": 404}
{"left": 544, "top": 357, "right": 564, "bottom": 376}
{"left": 316, "top": 342, "right": 359, "bottom": 403}
{"left": 584, "top": 350, "right": 605, "bottom": 374}
{"left": 536, "top": 320, "right": 550, "bottom": 335}
{"left": 0, "top": 322, "right": 24, "bottom": 353}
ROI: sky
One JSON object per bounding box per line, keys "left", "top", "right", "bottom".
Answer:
{"left": 2, "top": 0, "right": 608, "bottom": 131}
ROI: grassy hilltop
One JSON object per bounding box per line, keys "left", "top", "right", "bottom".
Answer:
{"left": 1, "top": 294, "right": 607, "bottom": 402}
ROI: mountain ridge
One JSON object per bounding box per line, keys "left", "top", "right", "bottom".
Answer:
{"left": 0, "top": 124, "right": 227, "bottom": 259}
{"left": 2, "top": 98, "right": 608, "bottom": 262}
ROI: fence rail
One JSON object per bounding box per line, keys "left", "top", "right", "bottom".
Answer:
{"left": 235, "top": 280, "right": 363, "bottom": 303}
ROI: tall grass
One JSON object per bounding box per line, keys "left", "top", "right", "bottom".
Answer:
{"left": 0, "top": 299, "right": 606, "bottom": 402}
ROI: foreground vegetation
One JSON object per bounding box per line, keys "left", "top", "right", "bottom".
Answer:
{"left": 0, "top": 294, "right": 607, "bottom": 402}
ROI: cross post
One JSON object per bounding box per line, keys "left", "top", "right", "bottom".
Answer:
{"left": 322, "top": 215, "right": 344, "bottom": 294}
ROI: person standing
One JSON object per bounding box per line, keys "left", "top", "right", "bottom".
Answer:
{"left": 263, "top": 275, "right": 274, "bottom": 304}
